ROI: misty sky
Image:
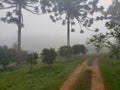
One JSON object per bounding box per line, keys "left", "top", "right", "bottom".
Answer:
{"left": 0, "top": 0, "right": 112, "bottom": 52}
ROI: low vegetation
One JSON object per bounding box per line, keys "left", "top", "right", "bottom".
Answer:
{"left": 100, "top": 57, "right": 120, "bottom": 90}
{"left": 26, "top": 52, "right": 38, "bottom": 69}
{"left": 74, "top": 69, "right": 92, "bottom": 90}
{"left": 0, "top": 57, "right": 85, "bottom": 90}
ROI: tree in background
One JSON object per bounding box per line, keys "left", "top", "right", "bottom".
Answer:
{"left": 0, "top": 45, "right": 28, "bottom": 71}
{"left": 87, "top": 33, "right": 107, "bottom": 54}
{"left": 41, "top": 0, "right": 103, "bottom": 46}
{"left": 105, "top": 21, "right": 120, "bottom": 60}
{"left": 99, "top": 0, "right": 120, "bottom": 59}
{"left": 72, "top": 44, "right": 81, "bottom": 56}
{"left": 72, "top": 44, "right": 87, "bottom": 56}
{"left": 104, "top": 0, "right": 120, "bottom": 22}
{"left": 106, "top": 41, "right": 120, "bottom": 60}
{"left": 0, "top": 0, "right": 41, "bottom": 64}
{"left": 106, "top": 21, "right": 120, "bottom": 44}
{"left": 26, "top": 52, "right": 38, "bottom": 69}
{"left": 41, "top": 48, "right": 57, "bottom": 67}
{"left": 0, "top": 46, "right": 10, "bottom": 70}
{"left": 58, "top": 46, "right": 72, "bottom": 57}
{"left": 79, "top": 44, "right": 87, "bottom": 55}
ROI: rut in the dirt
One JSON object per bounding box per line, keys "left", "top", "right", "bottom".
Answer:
{"left": 59, "top": 58, "right": 105, "bottom": 90}
{"left": 91, "top": 59, "right": 105, "bottom": 90}
{"left": 59, "top": 61, "right": 88, "bottom": 90}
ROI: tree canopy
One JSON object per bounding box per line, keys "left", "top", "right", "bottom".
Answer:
{"left": 58, "top": 46, "right": 72, "bottom": 57}
{"left": 41, "top": 48, "right": 57, "bottom": 67}
{"left": 26, "top": 52, "right": 38, "bottom": 69}
{"left": 105, "top": 0, "right": 120, "bottom": 22}
{"left": 41, "top": 0, "right": 103, "bottom": 46}
{"left": 72, "top": 44, "right": 87, "bottom": 56}
{"left": 88, "top": 33, "right": 107, "bottom": 54}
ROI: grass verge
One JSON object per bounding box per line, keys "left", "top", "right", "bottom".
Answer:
{"left": 74, "top": 69, "right": 92, "bottom": 90}
{"left": 99, "top": 57, "right": 120, "bottom": 90}
{"left": 0, "top": 57, "right": 85, "bottom": 90}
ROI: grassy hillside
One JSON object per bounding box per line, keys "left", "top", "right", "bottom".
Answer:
{"left": 99, "top": 57, "right": 120, "bottom": 90}
{"left": 0, "top": 57, "right": 85, "bottom": 90}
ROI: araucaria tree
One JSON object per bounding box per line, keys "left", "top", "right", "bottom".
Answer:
{"left": 41, "top": 0, "right": 103, "bottom": 46}
{"left": 103, "top": 0, "right": 120, "bottom": 59}
{"left": 105, "top": 0, "right": 120, "bottom": 22}
{"left": 0, "top": 0, "right": 40, "bottom": 64}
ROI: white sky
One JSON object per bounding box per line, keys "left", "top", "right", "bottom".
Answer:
{"left": 0, "top": 0, "right": 112, "bottom": 52}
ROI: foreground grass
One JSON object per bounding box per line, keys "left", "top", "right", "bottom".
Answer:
{"left": 99, "top": 57, "right": 120, "bottom": 90}
{"left": 0, "top": 57, "right": 85, "bottom": 90}
{"left": 74, "top": 69, "right": 92, "bottom": 90}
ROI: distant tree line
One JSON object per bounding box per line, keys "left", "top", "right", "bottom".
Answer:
{"left": 58, "top": 44, "right": 87, "bottom": 57}
{"left": 0, "top": 45, "right": 27, "bottom": 71}
{"left": 0, "top": 44, "right": 87, "bottom": 71}
{"left": 41, "top": 44, "right": 87, "bottom": 67}
{"left": 0, "top": 0, "right": 103, "bottom": 65}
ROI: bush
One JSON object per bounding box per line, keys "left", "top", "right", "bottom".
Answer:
{"left": 26, "top": 52, "right": 38, "bottom": 69}
{"left": 41, "top": 48, "right": 57, "bottom": 67}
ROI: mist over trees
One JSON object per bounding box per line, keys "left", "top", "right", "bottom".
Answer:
{"left": 41, "top": 0, "right": 103, "bottom": 46}
{"left": 0, "top": 45, "right": 28, "bottom": 71}
{"left": 0, "top": 0, "right": 104, "bottom": 64}
{"left": 0, "top": 0, "right": 42, "bottom": 64}
{"left": 0, "top": 0, "right": 120, "bottom": 72}
{"left": 87, "top": 33, "right": 107, "bottom": 54}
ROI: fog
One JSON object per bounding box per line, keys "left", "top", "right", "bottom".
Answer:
{"left": 0, "top": 0, "right": 112, "bottom": 52}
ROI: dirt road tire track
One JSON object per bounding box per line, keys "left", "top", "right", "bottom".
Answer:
{"left": 59, "top": 58, "right": 106, "bottom": 90}
{"left": 59, "top": 60, "right": 88, "bottom": 90}
{"left": 91, "top": 59, "right": 105, "bottom": 90}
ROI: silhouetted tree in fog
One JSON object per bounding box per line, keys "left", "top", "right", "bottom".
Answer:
{"left": 41, "top": 0, "right": 103, "bottom": 46}
{"left": 41, "top": 48, "right": 57, "bottom": 67}
{"left": 0, "top": 0, "right": 41, "bottom": 64}
{"left": 87, "top": 33, "right": 107, "bottom": 54}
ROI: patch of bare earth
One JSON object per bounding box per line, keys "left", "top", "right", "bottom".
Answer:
{"left": 91, "top": 59, "right": 105, "bottom": 90}
{"left": 59, "top": 58, "right": 105, "bottom": 90}
{"left": 59, "top": 60, "right": 88, "bottom": 90}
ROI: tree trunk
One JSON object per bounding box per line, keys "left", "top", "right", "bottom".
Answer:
{"left": 17, "top": 3, "right": 22, "bottom": 65}
{"left": 67, "top": 14, "right": 70, "bottom": 46}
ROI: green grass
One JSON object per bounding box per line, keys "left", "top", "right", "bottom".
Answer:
{"left": 0, "top": 57, "right": 85, "bottom": 90}
{"left": 99, "top": 57, "right": 120, "bottom": 90}
{"left": 74, "top": 69, "right": 92, "bottom": 90}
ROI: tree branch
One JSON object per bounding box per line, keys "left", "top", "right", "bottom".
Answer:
{"left": 23, "top": 7, "right": 42, "bottom": 15}
{"left": 0, "top": 0, "right": 15, "bottom": 5}
{"left": 0, "top": 6, "right": 15, "bottom": 10}
{"left": 76, "top": 17, "right": 95, "bottom": 32}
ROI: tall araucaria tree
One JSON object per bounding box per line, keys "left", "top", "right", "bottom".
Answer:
{"left": 40, "top": 0, "right": 103, "bottom": 46}
{"left": 105, "top": 0, "right": 120, "bottom": 22}
{"left": 0, "top": 0, "right": 41, "bottom": 64}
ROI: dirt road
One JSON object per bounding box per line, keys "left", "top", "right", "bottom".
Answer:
{"left": 59, "top": 58, "right": 105, "bottom": 90}
{"left": 59, "top": 60, "right": 88, "bottom": 90}
{"left": 91, "top": 59, "right": 105, "bottom": 90}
